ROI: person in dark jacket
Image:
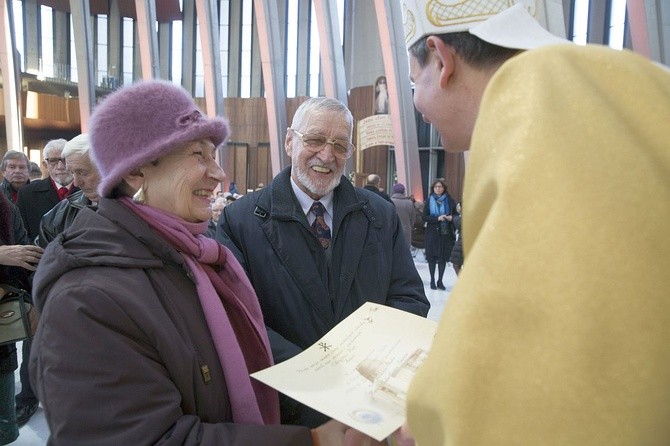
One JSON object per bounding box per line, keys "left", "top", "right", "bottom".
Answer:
{"left": 17, "top": 139, "right": 77, "bottom": 241}
{"left": 15, "top": 140, "right": 78, "bottom": 424}
{"left": 29, "top": 80, "right": 376, "bottom": 446}
{"left": 35, "top": 134, "right": 100, "bottom": 248}
{"left": 422, "top": 179, "right": 456, "bottom": 290}
{"left": 28, "top": 162, "right": 42, "bottom": 181}
{"left": 0, "top": 151, "right": 30, "bottom": 203}
{"left": 203, "top": 197, "right": 225, "bottom": 239}
{"left": 0, "top": 193, "right": 42, "bottom": 444}
{"left": 217, "top": 97, "right": 429, "bottom": 428}
{"left": 363, "top": 174, "right": 393, "bottom": 205}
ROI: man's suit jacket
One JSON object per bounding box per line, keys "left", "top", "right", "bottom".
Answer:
{"left": 17, "top": 177, "right": 76, "bottom": 241}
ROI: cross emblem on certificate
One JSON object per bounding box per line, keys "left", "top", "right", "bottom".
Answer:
{"left": 318, "top": 342, "right": 332, "bottom": 352}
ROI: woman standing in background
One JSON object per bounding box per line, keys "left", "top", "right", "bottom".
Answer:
{"left": 422, "top": 179, "right": 456, "bottom": 290}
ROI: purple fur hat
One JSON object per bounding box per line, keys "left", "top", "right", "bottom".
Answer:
{"left": 89, "top": 79, "right": 229, "bottom": 198}
{"left": 393, "top": 183, "right": 406, "bottom": 194}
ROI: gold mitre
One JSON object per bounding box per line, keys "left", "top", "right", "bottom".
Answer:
{"left": 403, "top": 0, "right": 568, "bottom": 50}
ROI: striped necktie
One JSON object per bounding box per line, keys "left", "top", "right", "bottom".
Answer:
{"left": 310, "top": 201, "right": 331, "bottom": 249}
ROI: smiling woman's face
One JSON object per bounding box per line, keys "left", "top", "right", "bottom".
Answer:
{"left": 141, "top": 139, "right": 225, "bottom": 222}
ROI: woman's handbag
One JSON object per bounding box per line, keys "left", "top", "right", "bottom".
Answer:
{"left": 0, "top": 284, "right": 39, "bottom": 346}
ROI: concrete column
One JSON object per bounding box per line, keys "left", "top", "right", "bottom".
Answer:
{"left": 372, "top": 0, "right": 422, "bottom": 201}
{"left": 254, "top": 0, "right": 289, "bottom": 174}
{"left": 295, "top": 0, "right": 309, "bottom": 96}
{"left": 69, "top": 0, "right": 95, "bottom": 131}
{"left": 648, "top": 0, "right": 670, "bottom": 65}
{"left": 344, "top": 1, "right": 384, "bottom": 89}
{"left": 23, "top": 0, "right": 39, "bottom": 73}
{"left": 108, "top": 0, "right": 122, "bottom": 84}
{"left": 53, "top": 10, "right": 69, "bottom": 79}
{"left": 194, "top": 0, "right": 223, "bottom": 115}
{"left": 542, "top": 0, "right": 569, "bottom": 38}
{"left": 0, "top": 0, "right": 23, "bottom": 151}
{"left": 250, "top": 12, "right": 262, "bottom": 97}
{"left": 195, "top": 0, "right": 225, "bottom": 190}
{"left": 135, "top": 0, "right": 160, "bottom": 79}
{"left": 181, "top": 0, "right": 196, "bottom": 93}
{"left": 312, "top": 0, "right": 347, "bottom": 102}
{"left": 158, "top": 22, "right": 172, "bottom": 79}
{"left": 587, "top": 0, "right": 608, "bottom": 44}
{"left": 227, "top": 0, "right": 242, "bottom": 97}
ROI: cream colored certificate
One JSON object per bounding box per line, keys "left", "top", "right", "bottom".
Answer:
{"left": 251, "top": 302, "right": 437, "bottom": 441}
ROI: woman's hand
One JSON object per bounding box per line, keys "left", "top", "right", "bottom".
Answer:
{"left": 0, "top": 244, "right": 44, "bottom": 271}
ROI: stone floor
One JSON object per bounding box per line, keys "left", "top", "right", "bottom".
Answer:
{"left": 11, "top": 249, "right": 456, "bottom": 445}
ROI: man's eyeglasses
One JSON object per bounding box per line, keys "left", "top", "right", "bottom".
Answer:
{"left": 45, "top": 157, "right": 66, "bottom": 166}
{"left": 290, "top": 129, "right": 354, "bottom": 160}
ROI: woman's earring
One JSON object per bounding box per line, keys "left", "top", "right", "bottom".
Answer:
{"left": 132, "top": 185, "right": 146, "bottom": 204}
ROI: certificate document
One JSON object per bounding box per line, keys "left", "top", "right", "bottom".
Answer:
{"left": 251, "top": 302, "right": 438, "bottom": 441}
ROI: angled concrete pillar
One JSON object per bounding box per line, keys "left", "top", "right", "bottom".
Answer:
{"left": 250, "top": 12, "right": 262, "bottom": 97}
{"left": 195, "top": 0, "right": 223, "bottom": 116}
{"left": 158, "top": 22, "right": 172, "bottom": 80}
{"left": 254, "top": 0, "right": 289, "bottom": 174}
{"left": 182, "top": 0, "right": 197, "bottom": 93}
{"left": 372, "top": 0, "right": 422, "bottom": 200}
{"left": 628, "top": 0, "right": 670, "bottom": 65}
{"left": 23, "top": 0, "right": 39, "bottom": 73}
{"left": 108, "top": 0, "right": 122, "bottom": 84}
{"left": 228, "top": 1, "right": 242, "bottom": 97}
{"left": 53, "top": 10, "right": 69, "bottom": 79}
{"left": 195, "top": 0, "right": 225, "bottom": 189}
{"left": 312, "top": 0, "right": 347, "bottom": 101}
{"left": 69, "top": 0, "right": 95, "bottom": 131}
{"left": 295, "top": 0, "right": 310, "bottom": 96}
{"left": 135, "top": 0, "right": 160, "bottom": 79}
{"left": 587, "top": 0, "right": 608, "bottom": 44}
{"left": 0, "top": 0, "right": 23, "bottom": 151}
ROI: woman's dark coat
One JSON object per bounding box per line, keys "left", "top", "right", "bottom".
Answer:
{"left": 29, "top": 199, "right": 312, "bottom": 445}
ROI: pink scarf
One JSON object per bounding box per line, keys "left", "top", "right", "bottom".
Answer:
{"left": 121, "top": 197, "right": 279, "bottom": 424}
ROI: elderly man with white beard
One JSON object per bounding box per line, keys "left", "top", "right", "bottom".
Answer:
{"left": 216, "top": 97, "right": 429, "bottom": 429}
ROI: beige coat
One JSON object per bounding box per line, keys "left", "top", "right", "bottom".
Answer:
{"left": 407, "top": 44, "right": 670, "bottom": 445}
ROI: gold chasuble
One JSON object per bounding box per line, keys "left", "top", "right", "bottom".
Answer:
{"left": 407, "top": 44, "right": 670, "bottom": 445}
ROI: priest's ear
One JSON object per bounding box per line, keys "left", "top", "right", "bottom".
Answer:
{"left": 426, "top": 36, "right": 457, "bottom": 89}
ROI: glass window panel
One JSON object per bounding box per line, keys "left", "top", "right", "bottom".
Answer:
{"left": 122, "top": 18, "right": 134, "bottom": 85}
{"left": 608, "top": 0, "right": 627, "bottom": 50}
{"left": 70, "top": 19, "right": 77, "bottom": 82}
{"left": 572, "top": 0, "right": 589, "bottom": 45}
{"left": 309, "top": 2, "right": 320, "bottom": 97}
{"left": 286, "top": 0, "right": 298, "bottom": 97}
{"left": 41, "top": 6, "right": 54, "bottom": 77}
{"left": 172, "top": 20, "right": 183, "bottom": 84}
{"left": 97, "top": 16, "right": 108, "bottom": 86}
{"left": 240, "top": 0, "right": 253, "bottom": 97}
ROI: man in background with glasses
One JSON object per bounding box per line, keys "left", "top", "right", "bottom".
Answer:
{"left": 15, "top": 138, "right": 77, "bottom": 426}
{"left": 217, "top": 97, "right": 429, "bottom": 428}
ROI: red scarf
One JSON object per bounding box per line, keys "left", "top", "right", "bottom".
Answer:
{"left": 121, "top": 197, "right": 279, "bottom": 424}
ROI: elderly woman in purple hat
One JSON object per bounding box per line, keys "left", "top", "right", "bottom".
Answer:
{"left": 28, "top": 80, "right": 377, "bottom": 445}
